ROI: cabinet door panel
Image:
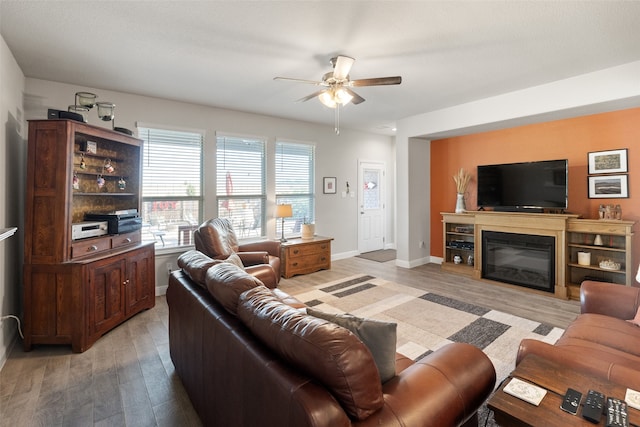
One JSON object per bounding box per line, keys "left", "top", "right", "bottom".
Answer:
{"left": 125, "top": 246, "right": 155, "bottom": 315}
{"left": 89, "top": 258, "right": 126, "bottom": 337}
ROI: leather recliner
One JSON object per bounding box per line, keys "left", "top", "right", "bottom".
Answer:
{"left": 193, "top": 217, "right": 281, "bottom": 287}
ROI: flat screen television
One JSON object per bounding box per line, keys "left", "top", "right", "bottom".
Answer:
{"left": 476, "top": 159, "right": 568, "bottom": 211}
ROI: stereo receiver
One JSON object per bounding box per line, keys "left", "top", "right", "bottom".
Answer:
{"left": 72, "top": 221, "right": 109, "bottom": 240}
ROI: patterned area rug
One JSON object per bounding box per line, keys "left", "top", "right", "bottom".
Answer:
{"left": 289, "top": 274, "right": 565, "bottom": 425}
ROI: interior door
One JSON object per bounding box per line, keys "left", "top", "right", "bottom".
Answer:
{"left": 358, "top": 161, "right": 385, "bottom": 253}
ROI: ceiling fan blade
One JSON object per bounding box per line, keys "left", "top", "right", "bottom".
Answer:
{"left": 350, "top": 76, "right": 402, "bottom": 87}
{"left": 296, "top": 89, "right": 328, "bottom": 102}
{"left": 345, "top": 88, "right": 365, "bottom": 105}
{"left": 333, "top": 55, "right": 355, "bottom": 80}
{"left": 274, "top": 76, "right": 323, "bottom": 85}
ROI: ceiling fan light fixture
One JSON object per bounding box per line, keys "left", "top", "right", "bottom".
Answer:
{"left": 318, "top": 87, "right": 352, "bottom": 109}
{"left": 319, "top": 90, "right": 337, "bottom": 108}
{"left": 335, "top": 87, "right": 353, "bottom": 105}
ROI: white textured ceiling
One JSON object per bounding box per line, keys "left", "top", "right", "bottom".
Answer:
{"left": 2, "top": 1, "right": 640, "bottom": 135}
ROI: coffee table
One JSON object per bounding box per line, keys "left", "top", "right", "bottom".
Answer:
{"left": 488, "top": 354, "right": 640, "bottom": 426}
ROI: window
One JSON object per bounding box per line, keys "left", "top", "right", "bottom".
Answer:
{"left": 138, "top": 126, "right": 203, "bottom": 248}
{"left": 216, "top": 134, "right": 266, "bottom": 238}
{"left": 275, "top": 141, "right": 315, "bottom": 238}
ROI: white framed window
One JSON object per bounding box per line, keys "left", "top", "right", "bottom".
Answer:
{"left": 216, "top": 134, "right": 266, "bottom": 238}
{"left": 138, "top": 126, "right": 203, "bottom": 248}
{"left": 275, "top": 141, "right": 315, "bottom": 238}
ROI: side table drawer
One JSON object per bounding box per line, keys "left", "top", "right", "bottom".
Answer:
{"left": 288, "top": 253, "right": 331, "bottom": 274}
{"left": 288, "top": 242, "right": 330, "bottom": 258}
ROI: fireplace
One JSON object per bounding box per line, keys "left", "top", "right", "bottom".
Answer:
{"left": 482, "top": 231, "right": 555, "bottom": 293}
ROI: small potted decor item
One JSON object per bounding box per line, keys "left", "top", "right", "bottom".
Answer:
{"left": 301, "top": 218, "right": 315, "bottom": 240}
{"left": 453, "top": 168, "right": 471, "bottom": 213}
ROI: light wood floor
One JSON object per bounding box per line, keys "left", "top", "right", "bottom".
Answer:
{"left": 0, "top": 257, "right": 580, "bottom": 427}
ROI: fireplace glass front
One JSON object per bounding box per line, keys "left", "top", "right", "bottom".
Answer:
{"left": 482, "top": 231, "right": 555, "bottom": 293}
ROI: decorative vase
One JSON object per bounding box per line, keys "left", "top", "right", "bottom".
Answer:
{"left": 301, "top": 223, "right": 315, "bottom": 240}
{"left": 455, "top": 193, "right": 466, "bottom": 213}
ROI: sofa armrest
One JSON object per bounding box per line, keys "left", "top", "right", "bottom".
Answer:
{"left": 240, "top": 240, "right": 281, "bottom": 258}
{"left": 517, "top": 339, "right": 640, "bottom": 391}
{"left": 366, "top": 343, "right": 496, "bottom": 427}
{"left": 581, "top": 280, "right": 640, "bottom": 319}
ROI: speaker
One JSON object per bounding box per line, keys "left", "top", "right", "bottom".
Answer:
{"left": 47, "top": 108, "right": 84, "bottom": 123}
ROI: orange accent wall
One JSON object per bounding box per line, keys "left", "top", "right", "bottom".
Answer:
{"left": 431, "top": 107, "right": 640, "bottom": 282}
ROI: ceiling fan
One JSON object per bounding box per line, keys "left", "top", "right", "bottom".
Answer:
{"left": 274, "top": 55, "right": 402, "bottom": 134}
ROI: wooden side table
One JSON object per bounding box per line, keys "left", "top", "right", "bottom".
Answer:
{"left": 488, "top": 354, "right": 640, "bottom": 426}
{"left": 280, "top": 236, "right": 333, "bottom": 278}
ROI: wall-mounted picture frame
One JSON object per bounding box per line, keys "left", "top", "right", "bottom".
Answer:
{"left": 323, "top": 177, "right": 336, "bottom": 194}
{"left": 588, "top": 148, "right": 628, "bottom": 174}
{"left": 588, "top": 174, "right": 629, "bottom": 199}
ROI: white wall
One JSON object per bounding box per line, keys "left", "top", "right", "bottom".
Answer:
{"left": 0, "top": 36, "right": 26, "bottom": 368}
{"left": 22, "top": 78, "right": 396, "bottom": 293}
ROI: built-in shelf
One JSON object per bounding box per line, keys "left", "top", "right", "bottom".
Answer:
{"left": 441, "top": 212, "right": 634, "bottom": 301}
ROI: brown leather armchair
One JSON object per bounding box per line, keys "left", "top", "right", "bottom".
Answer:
{"left": 193, "top": 218, "right": 281, "bottom": 288}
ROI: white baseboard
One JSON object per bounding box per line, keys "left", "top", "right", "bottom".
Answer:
{"left": 156, "top": 285, "right": 168, "bottom": 296}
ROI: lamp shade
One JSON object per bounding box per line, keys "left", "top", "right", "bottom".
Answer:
{"left": 636, "top": 263, "right": 640, "bottom": 283}
{"left": 276, "top": 204, "right": 293, "bottom": 218}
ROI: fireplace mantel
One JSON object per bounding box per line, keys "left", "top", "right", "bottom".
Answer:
{"left": 441, "top": 211, "right": 634, "bottom": 300}
{"left": 474, "top": 212, "right": 577, "bottom": 298}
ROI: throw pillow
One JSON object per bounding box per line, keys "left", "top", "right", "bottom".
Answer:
{"left": 627, "top": 306, "right": 640, "bottom": 326}
{"left": 225, "top": 253, "right": 245, "bottom": 270}
{"left": 307, "top": 308, "right": 397, "bottom": 383}
{"left": 238, "top": 287, "right": 384, "bottom": 420}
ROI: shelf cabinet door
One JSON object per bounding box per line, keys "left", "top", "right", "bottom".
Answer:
{"left": 88, "top": 257, "right": 126, "bottom": 338}
{"left": 124, "top": 245, "right": 155, "bottom": 315}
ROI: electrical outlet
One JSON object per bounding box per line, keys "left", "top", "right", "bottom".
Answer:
{"left": 419, "top": 241, "right": 425, "bottom": 248}
{"left": 166, "top": 262, "right": 173, "bottom": 275}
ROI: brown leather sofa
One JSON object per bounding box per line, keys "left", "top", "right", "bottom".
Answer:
{"left": 517, "top": 280, "right": 640, "bottom": 390}
{"left": 194, "top": 217, "right": 281, "bottom": 287}
{"left": 167, "top": 250, "right": 497, "bottom": 427}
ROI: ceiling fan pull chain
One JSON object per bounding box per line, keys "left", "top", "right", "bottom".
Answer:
{"left": 335, "top": 105, "right": 340, "bottom": 135}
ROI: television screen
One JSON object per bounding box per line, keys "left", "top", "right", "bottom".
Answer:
{"left": 477, "top": 159, "right": 568, "bottom": 211}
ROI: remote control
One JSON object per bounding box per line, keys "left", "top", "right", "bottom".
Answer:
{"left": 560, "top": 388, "right": 582, "bottom": 415}
{"left": 582, "top": 389, "right": 605, "bottom": 423}
{"left": 606, "top": 397, "right": 629, "bottom": 427}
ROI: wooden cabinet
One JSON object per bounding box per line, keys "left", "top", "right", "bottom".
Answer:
{"left": 566, "top": 219, "right": 634, "bottom": 299}
{"left": 23, "top": 120, "right": 155, "bottom": 352}
{"left": 441, "top": 213, "right": 475, "bottom": 276}
{"left": 280, "top": 236, "right": 333, "bottom": 278}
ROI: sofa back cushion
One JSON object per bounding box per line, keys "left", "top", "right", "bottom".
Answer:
{"left": 177, "top": 250, "right": 219, "bottom": 288}
{"left": 237, "top": 286, "right": 384, "bottom": 421}
{"left": 205, "top": 262, "right": 264, "bottom": 314}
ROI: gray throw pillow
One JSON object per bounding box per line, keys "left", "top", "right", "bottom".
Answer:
{"left": 225, "top": 253, "right": 245, "bottom": 270}
{"left": 307, "top": 308, "right": 397, "bottom": 383}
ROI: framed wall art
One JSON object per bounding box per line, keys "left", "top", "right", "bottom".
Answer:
{"left": 588, "top": 174, "right": 629, "bottom": 199}
{"left": 588, "top": 149, "right": 628, "bottom": 175}
{"left": 323, "top": 177, "right": 336, "bottom": 194}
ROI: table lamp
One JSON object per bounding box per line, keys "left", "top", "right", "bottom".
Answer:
{"left": 276, "top": 204, "right": 293, "bottom": 242}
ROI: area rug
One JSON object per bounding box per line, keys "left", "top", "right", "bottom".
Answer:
{"left": 355, "top": 249, "right": 397, "bottom": 262}
{"left": 288, "top": 274, "right": 565, "bottom": 426}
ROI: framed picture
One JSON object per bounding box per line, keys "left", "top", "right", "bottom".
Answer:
{"left": 588, "top": 149, "right": 628, "bottom": 174}
{"left": 323, "top": 177, "right": 336, "bottom": 194}
{"left": 588, "top": 174, "right": 629, "bottom": 199}
{"left": 84, "top": 140, "right": 97, "bottom": 154}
